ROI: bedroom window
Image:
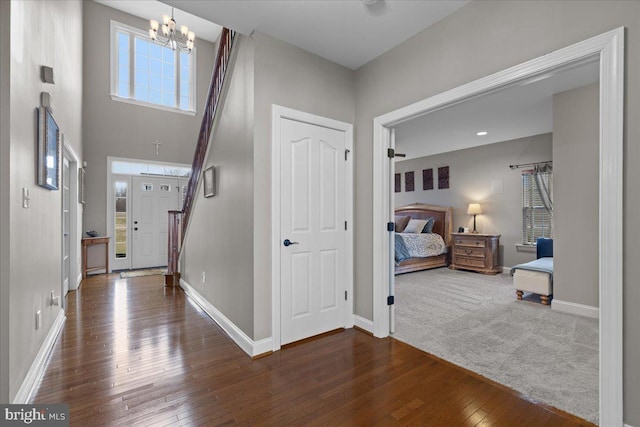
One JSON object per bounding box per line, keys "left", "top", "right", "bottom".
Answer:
{"left": 521, "top": 171, "right": 553, "bottom": 245}
{"left": 110, "top": 20, "right": 195, "bottom": 114}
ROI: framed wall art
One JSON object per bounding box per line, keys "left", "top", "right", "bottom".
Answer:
{"left": 37, "top": 106, "right": 60, "bottom": 190}
{"left": 203, "top": 165, "right": 215, "bottom": 198}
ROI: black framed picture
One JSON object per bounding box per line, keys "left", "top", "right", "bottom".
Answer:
{"left": 37, "top": 106, "right": 60, "bottom": 190}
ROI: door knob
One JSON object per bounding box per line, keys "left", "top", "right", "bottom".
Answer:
{"left": 283, "top": 239, "right": 299, "bottom": 247}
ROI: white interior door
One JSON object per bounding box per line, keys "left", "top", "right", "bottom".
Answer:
{"left": 131, "top": 176, "right": 180, "bottom": 269}
{"left": 62, "top": 156, "right": 70, "bottom": 297}
{"left": 280, "top": 118, "right": 347, "bottom": 345}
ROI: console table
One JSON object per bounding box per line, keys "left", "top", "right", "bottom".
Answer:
{"left": 82, "top": 237, "right": 110, "bottom": 279}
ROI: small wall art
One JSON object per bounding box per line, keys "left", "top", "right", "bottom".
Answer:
{"left": 422, "top": 168, "right": 433, "bottom": 190}
{"left": 438, "top": 166, "right": 450, "bottom": 189}
{"left": 394, "top": 173, "right": 401, "bottom": 193}
{"left": 405, "top": 171, "right": 415, "bottom": 192}
{"left": 203, "top": 165, "right": 216, "bottom": 198}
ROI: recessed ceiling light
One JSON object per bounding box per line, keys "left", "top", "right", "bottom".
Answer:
{"left": 477, "top": 131, "right": 488, "bottom": 136}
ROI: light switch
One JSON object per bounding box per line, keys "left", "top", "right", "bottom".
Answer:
{"left": 22, "top": 187, "right": 30, "bottom": 208}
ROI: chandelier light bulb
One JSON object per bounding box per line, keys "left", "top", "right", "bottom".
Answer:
{"left": 162, "top": 14, "right": 170, "bottom": 25}
{"left": 150, "top": 20, "right": 159, "bottom": 31}
{"left": 168, "top": 19, "right": 176, "bottom": 33}
{"left": 188, "top": 31, "right": 195, "bottom": 42}
{"left": 181, "top": 25, "right": 189, "bottom": 36}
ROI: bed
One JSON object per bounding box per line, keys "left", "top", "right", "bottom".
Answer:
{"left": 394, "top": 203, "right": 453, "bottom": 275}
{"left": 510, "top": 238, "right": 554, "bottom": 305}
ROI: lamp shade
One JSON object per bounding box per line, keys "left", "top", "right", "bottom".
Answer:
{"left": 467, "top": 203, "right": 483, "bottom": 215}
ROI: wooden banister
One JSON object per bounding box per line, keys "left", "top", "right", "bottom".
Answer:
{"left": 165, "top": 28, "right": 236, "bottom": 281}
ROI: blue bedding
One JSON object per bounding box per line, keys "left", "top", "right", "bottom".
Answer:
{"left": 510, "top": 257, "right": 554, "bottom": 282}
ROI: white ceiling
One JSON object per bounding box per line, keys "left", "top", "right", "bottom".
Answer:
{"left": 394, "top": 61, "right": 600, "bottom": 160}
{"left": 162, "top": 0, "right": 469, "bottom": 70}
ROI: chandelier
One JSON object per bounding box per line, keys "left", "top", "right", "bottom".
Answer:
{"left": 149, "top": 7, "right": 195, "bottom": 53}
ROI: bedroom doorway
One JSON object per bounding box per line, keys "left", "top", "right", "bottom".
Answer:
{"left": 372, "top": 28, "right": 623, "bottom": 425}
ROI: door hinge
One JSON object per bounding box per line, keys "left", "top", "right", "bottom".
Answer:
{"left": 387, "top": 148, "right": 406, "bottom": 159}
{"left": 345, "top": 221, "right": 348, "bottom": 231}
{"left": 387, "top": 295, "right": 395, "bottom": 306}
{"left": 387, "top": 222, "right": 395, "bottom": 232}
{"left": 345, "top": 149, "right": 350, "bottom": 161}
{"left": 345, "top": 291, "right": 348, "bottom": 301}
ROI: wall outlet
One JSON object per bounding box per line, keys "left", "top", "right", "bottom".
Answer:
{"left": 35, "top": 310, "right": 41, "bottom": 330}
{"left": 202, "top": 271, "right": 206, "bottom": 283}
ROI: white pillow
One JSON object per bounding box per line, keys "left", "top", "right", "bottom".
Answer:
{"left": 403, "top": 219, "right": 428, "bottom": 233}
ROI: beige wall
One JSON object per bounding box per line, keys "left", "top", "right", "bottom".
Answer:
{"left": 553, "top": 84, "right": 599, "bottom": 308}
{"left": 395, "top": 133, "right": 552, "bottom": 268}
{"left": 354, "top": 1, "right": 640, "bottom": 423}
{"left": 251, "top": 33, "right": 355, "bottom": 340}
{"left": 82, "top": 0, "right": 216, "bottom": 235}
{"left": 180, "top": 32, "right": 355, "bottom": 341}
{"left": 181, "top": 35, "right": 256, "bottom": 337}
{"left": 3, "top": 0, "right": 84, "bottom": 401}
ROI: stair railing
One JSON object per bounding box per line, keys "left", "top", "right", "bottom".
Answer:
{"left": 164, "top": 28, "right": 236, "bottom": 286}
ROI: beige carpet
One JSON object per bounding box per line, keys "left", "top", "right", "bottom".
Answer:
{"left": 393, "top": 267, "right": 599, "bottom": 424}
{"left": 119, "top": 268, "right": 166, "bottom": 278}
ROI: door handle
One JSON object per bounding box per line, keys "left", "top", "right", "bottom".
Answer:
{"left": 283, "top": 239, "right": 299, "bottom": 247}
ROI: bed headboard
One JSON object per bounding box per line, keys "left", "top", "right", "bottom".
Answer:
{"left": 395, "top": 203, "right": 453, "bottom": 247}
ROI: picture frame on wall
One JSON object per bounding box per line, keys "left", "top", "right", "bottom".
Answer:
{"left": 37, "top": 106, "right": 60, "bottom": 190}
{"left": 203, "top": 165, "right": 215, "bottom": 198}
{"left": 78, "top": 167, "right": 86, "bottom": 204}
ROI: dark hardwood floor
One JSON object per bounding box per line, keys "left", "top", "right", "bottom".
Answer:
{"left": 31, "top": 273, "right": 594, "bottom": 426}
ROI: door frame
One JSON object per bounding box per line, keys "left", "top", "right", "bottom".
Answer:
{"left": 372, "top": 28, "right": 624, "bottom": 424}
{"left": 106, "top": 156, "right": 190, "bottom": 271}
{"left": 62, "top": 139, "right": 81, "bottom": 296}
{"left": 271, "top": 105, "right": 354, "bottom": 351}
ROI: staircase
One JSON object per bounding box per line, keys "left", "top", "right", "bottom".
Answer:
{"left": 165, "top": 28, "right": 236, "bottom": 286}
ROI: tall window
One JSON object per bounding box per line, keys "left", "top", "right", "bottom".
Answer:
{"left": 522, "top": 171, "right": 553, "bottom": 245}
{"left": 111, "top": 21, "right": 195, "bottom": 113}
{"left": 114, "top": 181, "right": 128, "bottom": 259}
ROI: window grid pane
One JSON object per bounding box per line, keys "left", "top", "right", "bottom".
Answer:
{"left": 113, "top": 23, "right": 195, "bottom": 111}
{"left": 521, "top": 172, "right": 553, "bottom": 245}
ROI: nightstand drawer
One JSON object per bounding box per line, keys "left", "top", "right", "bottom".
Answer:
{"left": 455, "top": 256, "right": 486, "bottom": 269}
{"left": 454, "top": 238, "right": 486, "bottom": 248}
{"left": 454, "top": 247, "right": 484, "bottom": 258}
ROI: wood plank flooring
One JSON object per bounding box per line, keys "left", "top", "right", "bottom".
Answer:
{"left": 31, "top": 273, "right": 594, "bottom": 426}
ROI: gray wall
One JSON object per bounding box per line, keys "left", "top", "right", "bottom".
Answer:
{"left": 353, "top": 1, "right": 640, "bottom": 423}
{"left": 181, "top": 35, "right": 256, "bottom": 337}
{"left": 2, "top": 0, "right": 84, "bottom": 401}
{"left": 251, "top": 33, "right": 355, "bottom": 340}
{"left": 394, "top": 133, "right": 552, "bottom": 268}
{"left": 0, "top": 0, "right": 10, "bottom": 405}
{"left": 553, "top": 84, "right": 599, "bottom": 308}
{"left": 82, "top": 0, "right": 216, "bottom": 235}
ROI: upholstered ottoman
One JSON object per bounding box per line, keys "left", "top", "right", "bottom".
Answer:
{"left": 513, "top": 269, "right": 553, "bottom": 305}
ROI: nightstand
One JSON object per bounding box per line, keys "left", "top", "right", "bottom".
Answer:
{"left": 450, "top": 233, "right": 501, "bottom": 275}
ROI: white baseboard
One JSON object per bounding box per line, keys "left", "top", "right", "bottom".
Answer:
{"left": 624, "top": 423, "right": 634, "bottom": 427}
{"left": 180, "top": 279, "right": 272, "bottom": 358}
{"left": 551, "top": 299, "right": 599, "bottom": 319}
{"left": 354, "top": 315, "right": 374, "bottom": 334}
{"left": 13, "top": 309, "right": 66, "bottom": 404}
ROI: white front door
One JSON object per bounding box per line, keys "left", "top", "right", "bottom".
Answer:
{"left": 280, "top": 118, "right": 347, "bottom": 345}
{"left": 62, "top": 156, "right": 70, "bottom": 297}
{"left": 131, "top": 176, "right": 180, "bottom": 269}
